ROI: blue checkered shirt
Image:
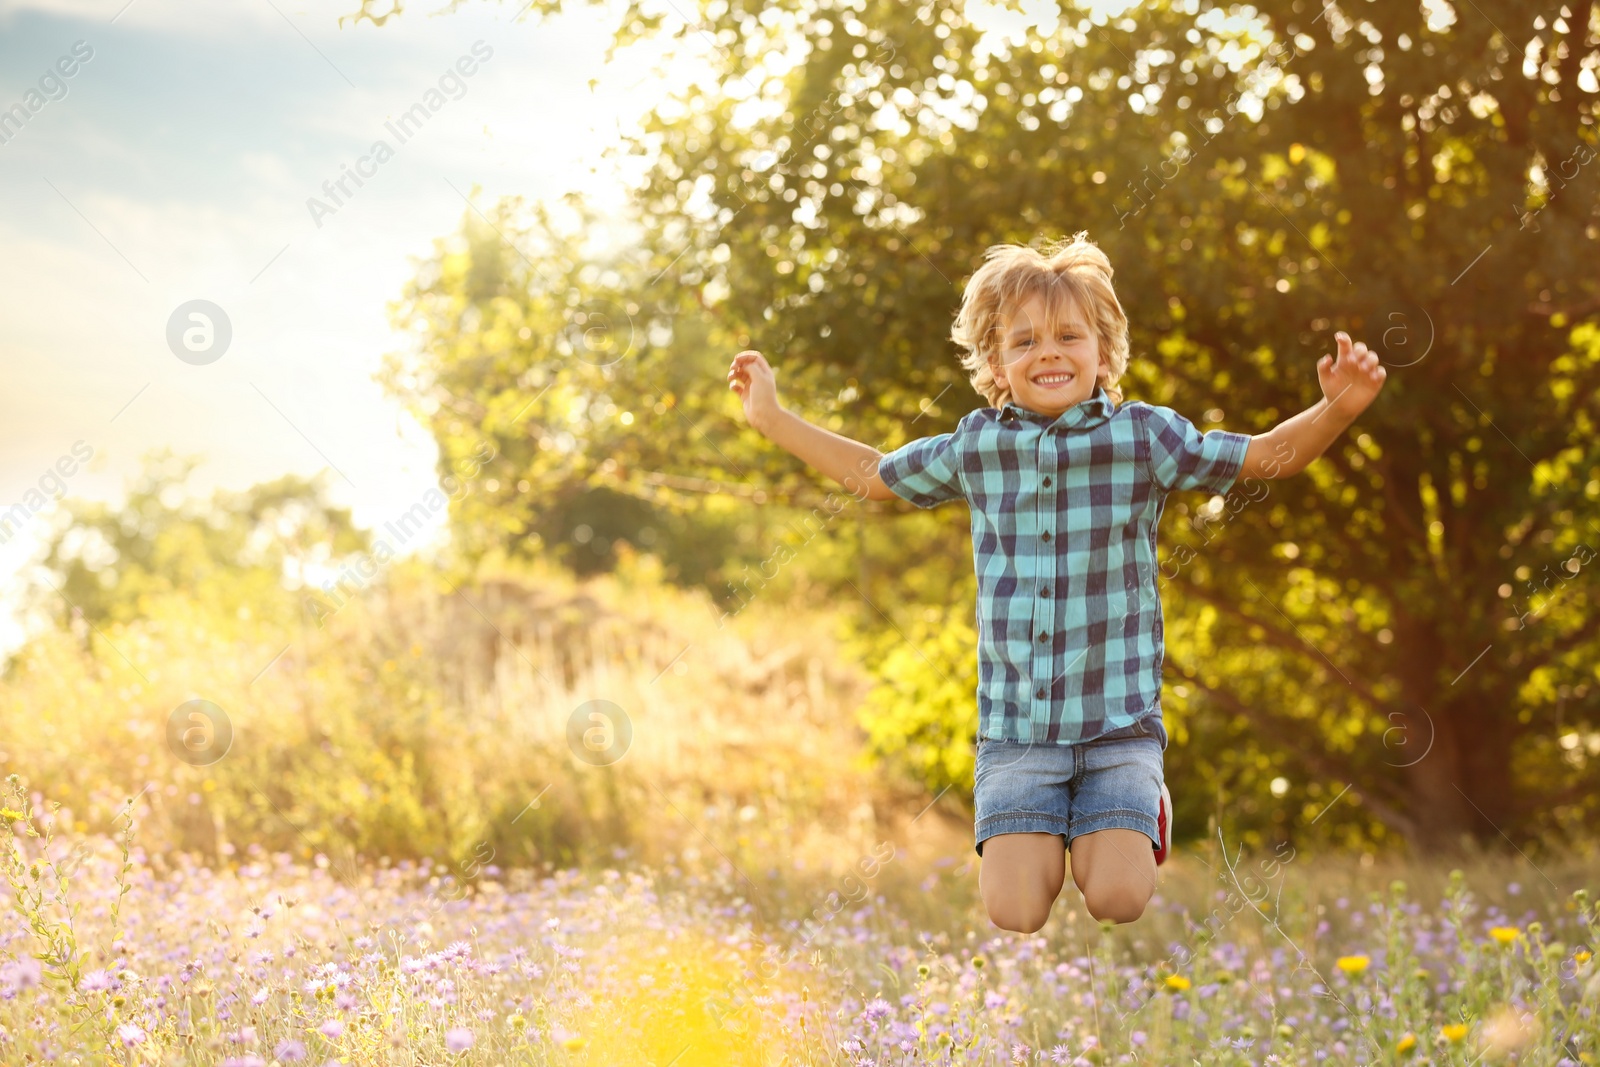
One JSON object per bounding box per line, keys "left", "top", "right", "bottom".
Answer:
{"left": 877, "top": 384, "right": 1251, "bottom": 744}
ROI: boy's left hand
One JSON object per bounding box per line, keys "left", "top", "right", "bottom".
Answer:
{"left": 1318, "top": 331, "right": 1387, "bottom": 417}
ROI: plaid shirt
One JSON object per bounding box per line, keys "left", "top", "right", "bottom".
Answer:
{"left": 877, "top": 383, "right": 1251, "bottom": 744}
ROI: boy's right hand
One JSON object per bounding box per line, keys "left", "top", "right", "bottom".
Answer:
{"left": 727, "top": 350, "right": 784, "bottom": 433}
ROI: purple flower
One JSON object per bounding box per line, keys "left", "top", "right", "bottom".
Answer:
{"left": 317, "top": 1018, "right": 345, "bottom": 1040}
{"left": 1, "top": 958, "right": 43, "bottom": 991}
{"left": 117, "top": 1023, "right": 147, "bottom": 1047}
{"left": 81, "top": 969, "right": 115, "bottom": 992}
{"left": 275, "top": 1039, "right": 307, "bottom": 1062}
{"left": 444, "top": 1027, "right": 474, "bottom": 1053}
{"left": 221, "top": 1058, "right": 266, "bottom": 1067}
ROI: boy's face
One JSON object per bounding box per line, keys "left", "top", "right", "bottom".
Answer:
{"left": 988, "top": 290, "right": 1108, "bottom": 417}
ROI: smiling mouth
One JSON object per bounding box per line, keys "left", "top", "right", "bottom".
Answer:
{"left": 1031, "top": 372, "right": 1076, "bottom": 388}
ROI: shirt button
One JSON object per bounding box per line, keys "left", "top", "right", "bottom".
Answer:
{"left": 1040, "top": 586, "right": 1051, "bottom": 597}
{"left": 1042, "top": 531, "right": 1051, "bottom": 542}
{"left": 1042, "top": 476, "right": 1051, "bottom": 486}
{"left": 1035, "top": 686, "right": 1046, "bottom": 699}
{"left": 1037, "top": 631, "right": 1048, "bottom": 643}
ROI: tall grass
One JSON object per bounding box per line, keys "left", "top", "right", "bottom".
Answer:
{"left": 1, "top": 548, "right": 938, "bottom": 884}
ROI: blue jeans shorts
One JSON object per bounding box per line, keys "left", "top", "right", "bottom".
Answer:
{"left": 973, "top": 714, "right": 1168, "bottom": 858}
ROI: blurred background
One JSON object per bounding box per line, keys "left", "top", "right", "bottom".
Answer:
{"left": 2, "top": 0, "right": 1597, "bottom": 882}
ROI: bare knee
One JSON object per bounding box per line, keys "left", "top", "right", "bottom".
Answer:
{"left": 981, "top": 871, "right": 1056, "bottom": 932}
{"left": 1081, "top": 881, "right": 1151, "bottom": 925}
{"left": 979, "top": 832, "right": 1065, "bottom": 934}
{"left": 985, "top": 894, "right": 1052, "bottom": 933}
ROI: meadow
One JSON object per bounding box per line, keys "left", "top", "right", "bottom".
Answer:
{"left": 2, "top": 554, "right": 1596, "bottom": 1065}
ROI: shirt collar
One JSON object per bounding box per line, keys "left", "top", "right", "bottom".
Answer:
{"left": 999, "top": 383, "right": 1116, "bottom": 432}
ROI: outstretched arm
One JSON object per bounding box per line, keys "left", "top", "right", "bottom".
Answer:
{"left": 727, "top": 349, "right": 896, "bottom": 502}
{"left": 1241, "top": 331, "right": 1387, "bottom": 479}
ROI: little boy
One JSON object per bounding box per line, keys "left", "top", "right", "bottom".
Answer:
{"left": 726, "top": 231, "right": 1385, "bottom": 932}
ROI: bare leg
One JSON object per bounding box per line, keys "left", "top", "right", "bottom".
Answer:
{"left": 1070, "top": 828, "right": 1157, "bottom": 924}
{"left": 979, "top": 832, "right": 1065, "bottom": 933}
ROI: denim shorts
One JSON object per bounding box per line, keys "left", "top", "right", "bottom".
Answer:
{"left": 973, "top": 714, "right": 1168, "bottom": 857}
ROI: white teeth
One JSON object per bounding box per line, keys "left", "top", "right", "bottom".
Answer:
{"left": 1033, "top": 373, "right": 1075, "bottom": 384}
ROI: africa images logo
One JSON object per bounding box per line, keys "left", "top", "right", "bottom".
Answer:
{"left": 306, "top": 41, "right": 494, "bottom": 228}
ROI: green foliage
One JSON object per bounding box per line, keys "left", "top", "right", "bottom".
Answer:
{"left": 848, "top": 603, "right": 980, "bottom": 803}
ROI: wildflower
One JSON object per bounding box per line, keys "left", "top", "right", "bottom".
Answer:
{"left": 317, "top": 1019, "right": 345, "bottom": 1040}
{"left": 1396, "top": 1033, "right": 1417, "bottom": 1054}
{"left": 444, "top": 1028, "right": 474, "bottom": 1053}
{"left": 0, "top": 808, "right": 24, "bottom": 820}
{"left": 116, "top": 1023, "right": 146, "bottom": 1048}
{"left": 862, "top": 998, "right": 893, "bottom": 1023}
{"left": 0, "top": 959, "right": 41, "bottom": 991}
{"left": 1163, "top": 975, "right": 1191, "bottom": 991}
{"left": 508, "top": 1013, "right": 527, "bottom": 1031}
{"left": 1440, "top": 1023, "right": 1469, "bottom": 1043}
{"left": 1335, "top": 955, "right": 1370, "bottom": 975}
{"left": 972, "top": 955, "right": 986, "bottom": 970}
{"left": 274, "top": 1039, "right": 307, "bottom": 1062}
{"left": 81, "top": 969, "right": 115, "bottom": 992}
{"left": 561, "top": 1035, "right": 587, "bottom": 1050}
{"left": 1574, "top": 950, "right": 1592, "bottom": 964}
{"left": 1488, "top": 926, "right": 1519, "bottom": 945}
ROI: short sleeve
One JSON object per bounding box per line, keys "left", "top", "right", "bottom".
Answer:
{"left": 877, "top": 417, "right": 970, "bottom": 509}
{"left": 1141, "top": 404, "right": 1251, "bottom": 495}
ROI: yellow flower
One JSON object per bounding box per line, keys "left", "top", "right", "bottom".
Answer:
{"left": 1489, "top": 926, "right": 1519, "bottom": 945}
{"left": 1441, "top": 1023, "right": 1470, "bottom": 1043}
{"left": 1575, "top": 950, "right": 1592, "bottom": 964}
{"left": 1336, "top": 955, "right": 1370, "bottom": 975}
{"left": 1397, "top": 1032, "right": 1417, "bottom": 1054}
{"left": 0, "top": 808, "right": 24, "bottom": 821}
{"left": 561, "top": 1035, "right": 587, "bottom": 1050}
{"left": 1163, "top": 975, "right": 1191, "bottom": 991}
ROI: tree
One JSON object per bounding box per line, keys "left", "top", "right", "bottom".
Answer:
{"left": 26, "top": 450, "right": 369, "bottom": 638}
{"left": 376, "top": 0, "right": 1600, "bottom": 847}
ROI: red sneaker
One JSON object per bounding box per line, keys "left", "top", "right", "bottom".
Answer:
{"left": 1154, "top": 781, "right": 1172, "bottom": 866}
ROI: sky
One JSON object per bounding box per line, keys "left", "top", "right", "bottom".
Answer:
{"left": 0, "top": 0, "right": 677, "bottom": 650}
{"left": 0, "top": 0, "right": 1133, "bottom": 653}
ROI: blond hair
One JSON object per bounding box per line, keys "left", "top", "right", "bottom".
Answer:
{"left": 950, "top": 231, "right": 1130, "bottom": 409}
